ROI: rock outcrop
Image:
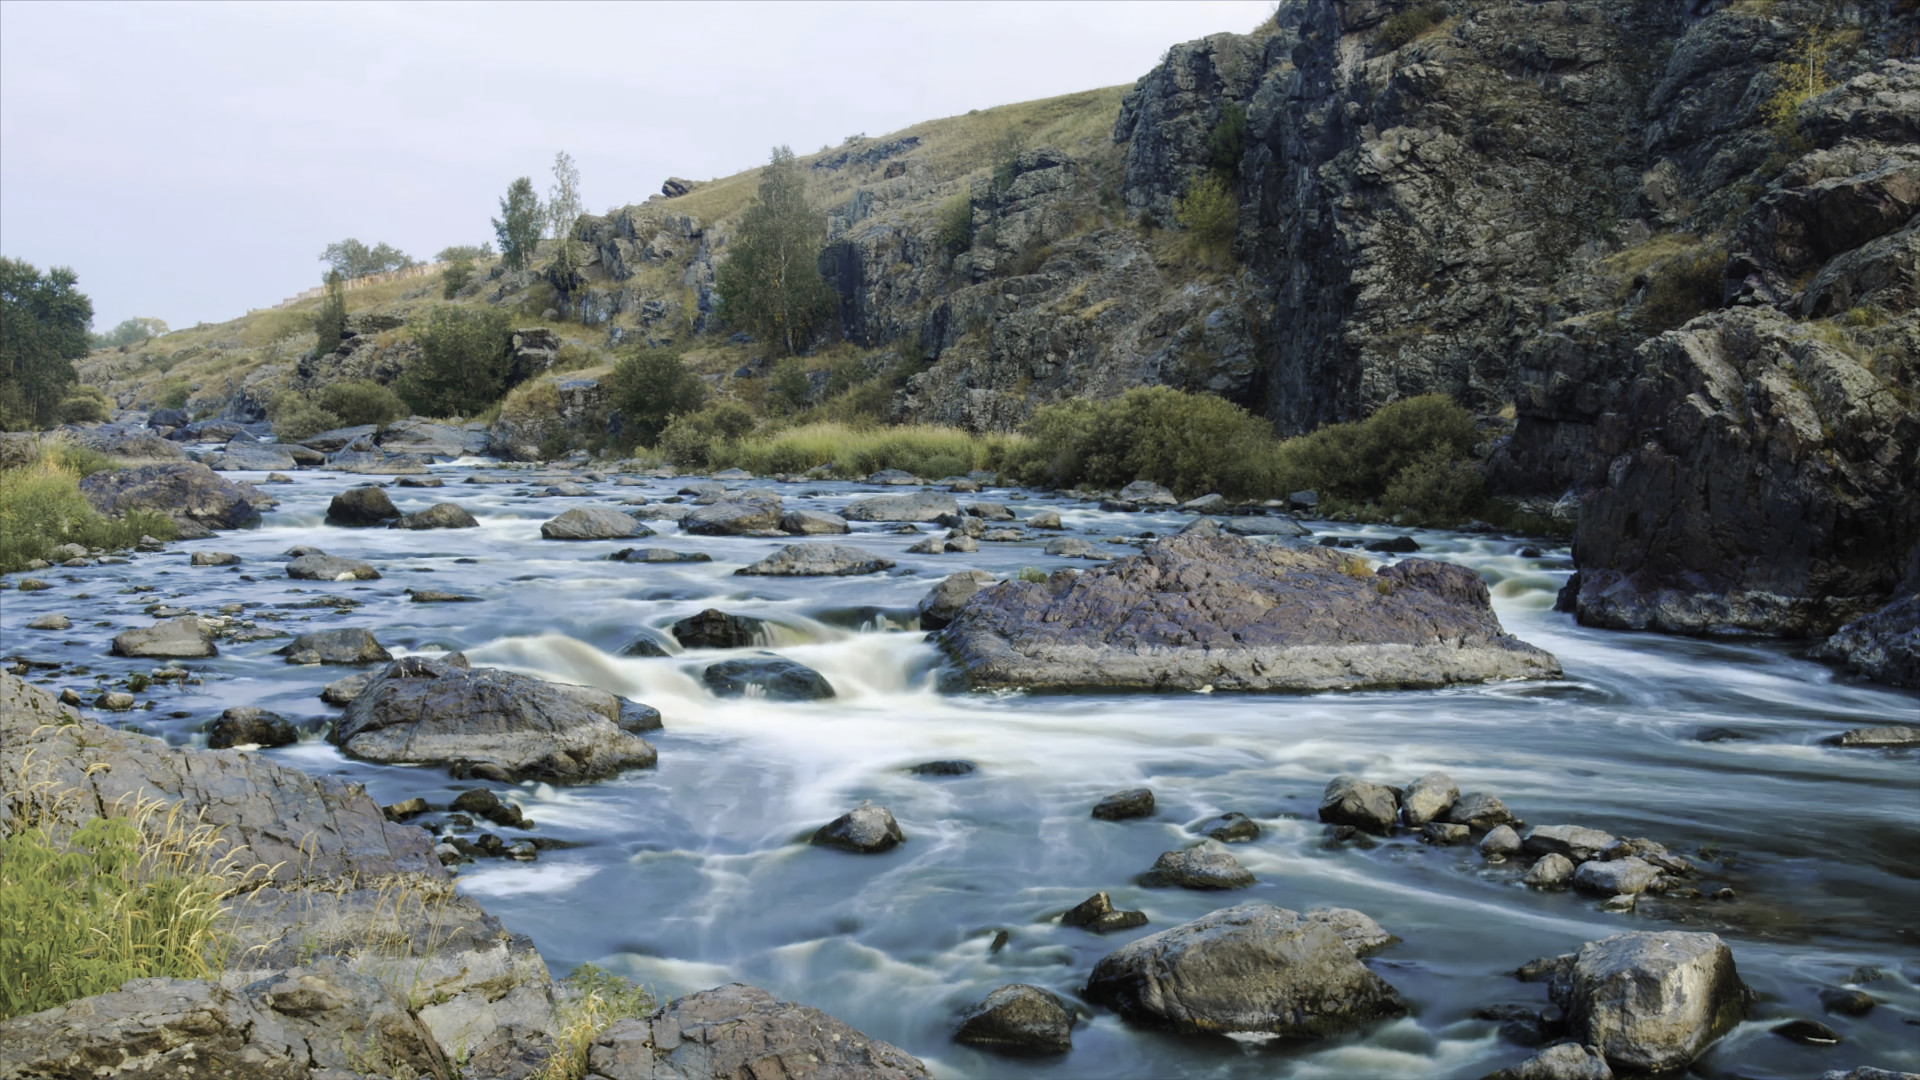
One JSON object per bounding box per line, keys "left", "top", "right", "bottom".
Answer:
{"left": 79, "top": 462, "right": 274, "bottom": 530}
{"left": 940, "top": 534, "right": 1559, "bottom": 691}
{"left": 584, "top": 983, "right": 929, "bottom": 1079}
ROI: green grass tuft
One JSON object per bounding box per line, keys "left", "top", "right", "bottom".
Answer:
{"left": 1, "top": 442, "right": 177, "bottom": 573}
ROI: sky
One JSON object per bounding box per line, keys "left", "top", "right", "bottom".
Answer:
{"left": 0, "top": 0, "right": 1271, "bottom": 332}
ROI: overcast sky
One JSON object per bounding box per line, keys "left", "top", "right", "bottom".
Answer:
{"left": 1, "top": 1, "right": 1269, "bottom": 331}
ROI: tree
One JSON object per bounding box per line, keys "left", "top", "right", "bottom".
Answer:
{"left": 1206, "top": 103, "right": 1247, "bottom": 177}
{"left": 606, "top": 347, "right": 708, "bottom": 447}
{"left": 91, "top": 316, "right": 169, "bottom": 349}
{"left": 312, "top": 270, "right": 347, "bottom": 357}
{"left": 393, "top": 305, "right": 513, "bottom": 417}
{"left": 714, "top": 146, "right": 836, "bottom": 356}
{"left": 320, "top": 239, "right": 415, "bottom": 279}
{"left": 434, "top": 244, "right": 492, "bottom": 263}
{"left": 0, "top": 258, "right": 94, "bottom": 430}
{"left": 546, "top": 152, "right": 583, "bottom": 241}
{"left": 493, "top": 178, "right": 542, "bottom": 271}
{"left": 1175, "top": 172, "right": 1238, "bottom": 257}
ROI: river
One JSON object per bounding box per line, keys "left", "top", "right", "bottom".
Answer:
{"left": 5, "top": 459, "right": 1916, "bottom": 1078}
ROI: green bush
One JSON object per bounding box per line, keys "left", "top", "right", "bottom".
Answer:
{"left": 1206, "top": 103, "right": 1247, "bottom": 177}
{"left": 936, "top": 194, "right": 974, "bottom": 257}
{"left": 57, "top": 386, "right": 109, "bottom": 424}
{"left": 1270, "top": 394, "right": 1479, "bottom": 498}
{"left": 0, "top": 445, "right": 177, "bottom": 573}
{"left": 314, "top": 380, "right": 408, "bottom": 427}
{"left": 1380, "top": 447, "right": 1488, "bottom": 524}
{"left": 1378, "top": 2, "right": 1447, "bottom": 50}
{"left": 767, "top": 359, "right": 812, "bottom": 415}
{"left": 442, "top": 258, "right": 474, "bottom": 299}
{"left": 1639, "top": 248, "right": 1725, "bottom": 331}
{"left": 157, "top": 377, "right": 191, "bottom": 411}
{"left": 1174, "top": 172, "right": 1237, "bottom": 254}
{"left": 655, "top": 402, "right": 755, "bottom": 468}
{"left": 1005, "top": 386, "right": 1281, "bottom": 498}
{"left": 267, "top": 393, "right": 344, "bottom": 442}
{"left": 393, "top": 305, "right": 514, "bottom": 418}
{"left": 606, "top": 348, "right": 708, "bottom": 448}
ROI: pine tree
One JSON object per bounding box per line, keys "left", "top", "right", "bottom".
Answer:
{"left": 493, "top": 177, "right": 543, "bottom": 271}
{"left": 715, "top": 147, "right": 836, "bottom": 356}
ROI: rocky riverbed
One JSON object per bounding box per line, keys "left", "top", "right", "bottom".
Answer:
{"left": 3, "top": 456, "right": 1917, "bottom": 1079}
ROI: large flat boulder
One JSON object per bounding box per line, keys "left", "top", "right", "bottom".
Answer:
{"left": 683, "top": 493, "right": 784, "bottom": 535}
{"left": 1552, "top": 931, "right": 1748, "bottom": 1074}
{"left": 331, "top": 655, "right": 658, "bottom": 782}
{"left": 72, "top": 430, "right": 190, "bottom": 463}
{"left": 842, "top": 490, "right": 959, "bottom": 522}
{"left": 111, "top": 615, "right": 217, "bottom": 658}
{"left": 79, "top": 462, "right": 274, "bottom": 530}
{"left": 542, "top": 507, "right": 650, "bottom": 540}
{"left": 940, "top": 535, "right": 1560, "bottom": 691}
{"left": 377, "top": 418, "right": 488, "bottom": 460}
{"left": 209, "top": 438, "right": 297, "bottom": 472}
{"left": 585, "top": 983, "right": 929, "bottom": 1079}
{"left": 735, "top": 543, "right": 894, "bottom": 576}
{"left": 1083, "top": 902, "right": 1404, "bottom": 1037}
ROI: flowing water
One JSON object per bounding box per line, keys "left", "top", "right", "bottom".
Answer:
{"left": 6, "top": 460, "right": 1917, "bottom": 1078}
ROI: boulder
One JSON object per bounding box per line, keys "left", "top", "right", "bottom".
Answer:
{"left": 1573, "top": 856, "right": 1661, "bottom": 897}
{"left": 1319, "top": 775, "right": 1399, "bottom": 834}
{"left": 146, "top": 407, "right": 189, "bottom": 428}
{"left": 866, "top": 469, "right": 922, "bottom": 485}
{"left": 940, "top": 536, "right": 1559, "bottom": 691}
{"left": 1480, "top": 824, "right": 1524, "bottom": 858}
{"left": 25, "top": 614, "right": 70, "bottom": 630}
{"left": 1061, "top": 891, "right": 1149, "bottom": 933}
{"left": 918, "top": 570, "right": 997, "bottom": 630}
{"left": 735, "top": 543, "right": 895, "bottom": 576}
{"left": 299, "top": 425, "right": 378, "bottom": 453}
{"left": 1554, "top": 931, "right": 1748, "bottom": 1073}
{"left": 208, "top": 439, "right": 297, "bottom": 472}
{"left": 1092, "top": 787, "right": 1154, "bottom": 820}
{"left": 541, "top": 507, "right": 649, "bottom": 540}
{"left": 781, "top": 508, "right": 850, "bottom": 535}
{"left": 326, "top": 485, "right": 399, "bottom": 525}
{"left": 1043, "top": 536, "right": 1108, "bottom": 559}
{"left": 1114, "top": 481, "right": 1175, "bottom": 505}
{"left": 908, "top": 760, "right": 976, "bottom": 777}
{"left": 702, "top": 657, "right": 835, "bottom": 701}
{"left": 331, "top": 655, "right": 658, "bottom": 781}
{"left": 843, "top": 490, "right": 960, "bottom": 522}
{"left": 1366, "top": 536, "right": 1421, "bottom": 554}
{"left": 1400, "top": 771, "right": 1459, "bottom": 826}
{"left": 1445, "top": 791, "right": 1514, "bottom": 830}
{"left": 1826, "top": 724, "right": 1920, "bottom": 748}
{"left": 276, "top": 627, "right": 392, "bottom": 665}
{"left": 584, "top": 983, "right": 929, "bottom": 1079}
{"left": 319, "top": 671, "right": 376, "bottom": 706}
{"left": 1525, "top": 825, "right": 1618, "bottom": 863}
{"left": 189, "top": 550, "right": 240, "bottom": 566}
{"left": 1142, "top": 842, "right": 1255, "bottom": 889}
{"left": 206, "top": 707, "right": 298, "bottom": 749}
{"left": 79, "top": 462, "right": 273, "bottom": 530}
{"left": 394, "top": 502, "right": 480, "bottom": 529}
{"left": 1486, "top": 1043, "right": 1615, "bottom": 1080}
{"left": 1182, "top": 493, "right": 1228, "bottom": 513}
{"left": 167, "top": 419, "right": 248, "bottom": 442}
{"left": 1223, "top": 516, "right": 1311, "bottom": 537}
{"left": 812, "top": 805, "right": 904, "bottom": 853}
{"left": 1526, "top": 854, "right": 1577, "bottom": 888}
{"left": 954, "top": 984, "right": 1073, "bottom": 1054}
{"left": 612, "top": 547, "right": 711, "bottom": 564}
{"left": 671, "top": 609, "right": 767, "bottom": 649}
{"left": 111, "top": 616, "right": 216, "bottom": 659}
{"left": 1424, "top": 822, "right": 1471, "bottom": 845}
{"left": 287, "top": 554, "right": 380, "bottom": 581}
{"left": 377, "top": 419, "right": 485, "bottom": 460}
{"left": 329, "top": 450, "right": 431, "bottom": 475}
{"left": 965, "top": 502, "right": 1015, "bottom": 521}
{"left": 1198, "top": 811, "right": 1260, "bottom": 842}
{"left": 1812, "top": 593, "right": 1919, "bottom": 688}
{"left": 1027, "top": 509, "right": 1063, "bottom": 529}
{"left": 1083, "top": 903, "right": 1405, "bottom": 1037}
{"left": 683, "top": 493, "right": 783, "bottom": 535}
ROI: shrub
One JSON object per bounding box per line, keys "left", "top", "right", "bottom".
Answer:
{"left": 606, "top": 348, "right": 708, "bottom": 447}
{"left": 1005, "top": 386, "right": 1280, "bottom": 498}
{"left": 1174, "top": 172, "right": 1237, "bottom": 258}
{"left": 0, "top": 443, "right": 177, "bottom": 573}
{"left": 767, "top": 359, "right": 812, "bottom": 415}
{"left": 314, "top": 380, "right": 408, "bottom": 427}
{"left": 442, "top": 258, "right": 474, "bottom": 299}
{"left": 393, "top": 305, "right": 514, "bottom": 418}
{"left": 57, "top": 385, "right": 110, "bottom": 424}
{"left": 1381, "top": 447, "right": 1488, "bottom": 524}
{"left": 539, "top": 965, "right": 654, "bottom": 1080}
{"left": 656, "top": 402, "right": 756, "bottom": 468}
{"left": 1271, "top": 393, "right": 1479, "bottom": 497}
{"left": 1206, "top": 103, "right": 1247, "bottom": 176}
{"left": 1638, "top": 247, "right": 1725, "bottom": 331}
{"left": 157, "top": 377, "right": 191, "bottom": 411}
{"left": 267, "top": 393, "right": 343, "bottom": 442}
{"left": 936, "top": 193, "right": 974, "bottom": 257}
{"left": 1378, "top": 2, "right": 1447, "bottom": 50}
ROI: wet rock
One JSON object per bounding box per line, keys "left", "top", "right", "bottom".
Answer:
{"left": 1481, "top": 824, "right": 1525, "bottom": 858}
{"left": 79, "top": 461, "right": 273, "bottom": 530}
{"left": 619, "top": 635, "right": 671, "bottom": 658}
{"left": 1117, "top": 481, "right": 1177, "bottom": 506}
{"left": 1819, "top": 987, "right": 1876, "bottom": 1016}
{"left": 1061, "top": 891, "right": 1148, "bottom": 933}
{"left": 1772, "top": 1018, "right": 1843, "bottom": 1045}
{"left": 1826, "top": 724, "right": 1920, "bottom": 748}
{"left": 1555, "top": 931, "right": 1747, "bottom": 1074}
{"left": 1423, "top": 822, "right": 1471, "bottom": 845}
{"left": 111, "top": 616, "right": 217, "bottom": 659}
{"left": 908, "top": 760, "right": 975, "bottom": 776}
{"left": 966, "top": 502, "right": 1015, "bottom": 521}
{"left": 207, "top": 707, "right": 297, "bottom": 749}
{"left": 1222, "top": 516, "right": 1311, "bottom": 537}
{"left": 1366, "top": 536, "right": 1422, "bottom": 554}
{"left": 1182, "top": 493, "right": 1228, "bottom": 513}
{"left": 319, "top": 671, "right": 377, "bottom": 705}
{"left": 671, "top": 608, "right": 767, "bottom": 649}
{"left": 1198, "top": 811, "right": 1259, "bottom": 842}
{"left": 394, "top": 502, "right": 479, "bottom": 529}
{"left": 1043, "top": 536, "right": 1109, "bottom": 559}
{"left": 812, "top": 805, "right": 904, "bottom": 853}
{"left": 941, "top": 536, "right": 1559, "bottom": 691}
{"left": 843, "top": 490, "right": 959, "bottom": 522}
{"left": 918, "top": 570, "right": 997, "bottom": 630}
{"left": 1092, "top": 787, "right": 1154, "bottom": 820}
{"left": 332, "top": 656, "right": 658, "bottom": 781}
{"left": 95, "top": 691, "right": 135, "bottom": 711}
{"left": 326, "top": 485, "right": 398, "bottom": 526}
{"left": 1141, "top": 841, "right": 1255, "bottom": 889}
{"left": 735, "top": 543, "right": 894, "bottom": 576}
{"left": 1816, "top": 1069, "right": 1913, "bottom": 1080}
{"left": 1027, "top": 509, "right": 1063, "bottom": 529}
{"left": 1812, "top": 593, "right": 1919, "bottom": 688}
{"left": 702, "top": 656, "right": 835, "bottom": 701}
{"left": 276, "top": 627, "right": 391, "bottom": 665}
{"left": 611, "top": 546, "right": 710, "bottom": 564}
{"left": 385, "top": 797, "right": 429, "bottom": 820}
{"left": 1527, "top": 854, "right": 1578, "bottom": 889}
{"left": 17, "top": 577, "right": 51, "bottom": 590}
{"left": 1446, "top": 791, "right": 1514, "bottom": 830}
{"left": 616, "top": 699, "right": 663, "bottom": 733}
{"left": 684, "top": 493, "right": 784, "bottom": 535}
{"left": 451, "top": 787, "right": 501, "bottom": 815}
{"left": 1486, "top": 1043, "right": 1615, "bottom": 1080}
{"left": 1526, "top": 825, "right": 1618, "bottom": 863}
{"left": 944, "top": 534, "right": 979, "bottom": 553}
{"left": 541, "top": 507, "right": 649, "bottom": 540}
{"left": 780, "top": 508, "right": 850, "bottom": 535}
{"left": 1304, "top": 907, "right": 1397, "bottom": 955}
{"left": 906, "top": 536, "right": 947, "bottom": 554}
{"left": 407, "top": 589, "right": 481, "bottom": 603}
{"left": 1083, "top": 902, "right": 1405, "bottom": 1037}
{"left": 24, "top": 614, "right": 70, "bottom": 630}
{"left": 1400, "top": 771, "right": 1459, "bottom": 826}
{"left": 1319, "top": 775, "right": 1398, "bottom": 834}
{"left": 1573, "top": 857, "right": 1661, "bottom": 897}
{"left": 190, "top": 550, "right": 241, "bottom": 566}
{"left": 954, "top": 983, "right": 1073, "bottom": 1054}
{"left": 286, "top": 554, "right": 380, "bottom": 581}
{"left": 584, "top": 983, "right": 929, "bottom": 1079}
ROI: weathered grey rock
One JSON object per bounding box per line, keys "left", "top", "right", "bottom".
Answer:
{"left": 1446, "top": 791, "right": 1514, "bottom": 830}
{"left": 1555, "top": 931, "right": 1747, "bottom": 1074}
{"left": 1480, "top": 824, "right": 1524, "bottom": 858}
{"left": 1399, "top": 771, "right": 1459, "bottom": 827}
{"left": 965, "top": 502, "right": 1016, "bottom": 521}
{"left": 207, "top": 706, "right": 297, "bottom": 749}
{"left": 79, "top": 462, "right": 273, "bottom": 530}
{"left": 954, "top": 984, "right": 1073, "bottom": 1054}
{"left": 1813, "top": 593, "right": 1919, "bottom": 687}
{"left": 584, "top": 983, "right": 929, "bottom": 1079}
{"left": 1319, "top": 775, "right": 1398, "bottom": 834}
{"left": 276, "top": 627, "right": 392, "bottom": 665}
{"left": 735, "top": 543, "right": 894, "bottom": 576}
{"left": 377, "top": 418, "right": 486, "bottom": 460}
{"left": 320, "top": 671, "right": 376, "bottom": 705}
{"left": 167, "top": 418, "right": 248, "bottom": 443}
{"left": 1142, "top": 841, "right": 1255, "bottom": 889}
{"left": 1182, "top": 493, "right": 1229, "bottom": 513}
{"left": 74, "top": 430, "right": 192, "bottom": 463}
{"left": 1487, "top": 1043, "right": 1615, "bottom": 1080}
{"left": 95, "top": 691, "right": 135, "bottom": 711}
{"left": 918, "top": 570, "right": 997, "bottom": 630}
{"left": 407, "top": 588, "right": 482, "bottom": 603}
{"left": 1027, "top": 509, "right": 1063, "bottom": 529}
{"left": 328, "top": 450, "right": 431, "bottom": 475}
{"left": 612, "top": 546, "right": 711, "bottom": 563}
{"left": 1423, "top": 821, "right": 1471, "bottom": 845}
{"left": 542, "top": 507, "right": 649, "bottom": 540}
{"left": 394, "top": 502, "right": 479, "bottom": 529}
{"left": 300, "top": 425, "right": 378, "bottom": 453}
{"left": 702, "top": 656, "right": 835, "bottom": 701}
{"left": 812, "top": 805, "right": 904, "bottom": 853}
{"left": 942, "top": 536, "right": 1558, "bottom": 691}
{"left": 1223, "top": 516, "right": 1311, "bottom": 538}
{"left": 332, "top": 655, "right": 658, "bottom": 781}
{"left": 190, "top": 550, "right": 241, "bottom": 566}
{"left": 111, "top": 616, "right": 216, "bottom": 658}
{"left": 1816, "top": 1069, "right": 1920, "bottom": 1080}
{"left": 843, "top": 490, "right": 959, "bottom": 522}
{"left": 780, "top": 508, "right": 850, "bottom": 535}
{"left": 1526, "top": 854, "right": 1578, "bottom": 889}
{"left": 1061, "top": 891, "right": 1149, "bottom": 933}
{"left": 1574, "top": 856, "right": 1661, "bottom": 897}
{"left": 286, "top": 554, "right": 380, "bottom": 581}
{"left": 1526, "top": 825, "right": 1618, "bottom": 863}
{"left": 683, "top": 493, "right": 784, "bottom": 535}
{"left": 1827, "top": 724, "right": 1920, "bottom": 748}
{"left": 209, "top": 439, "right": 298, "bottom": 472}
{"left": 1198, "top": 811, "right": 1259, "bottom": 842}
{"left": 1092, "top": 787, "right": 1154, "bottom": 820}
{"left": 671, "top": 609, "right": 767, "bottom": 649}
{"left": 906, "top": 535, "right": 946, "bottom": 554}
{"left": 326, "top": 485, "right": 399, "bottom": 525}
{"left": 1117, "top": 480, "right": 1178, "bottom": 506}
{"left": 1083, "top": 903, "right": 1405, "bottom": 1037}
{"left": 24, "top": 613, "right": 71, "bottom": 630}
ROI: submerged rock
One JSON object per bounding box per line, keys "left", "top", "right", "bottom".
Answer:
{"left": 541, "top": 507, "right": 649, "bottom": 540}
{"left": 1197, "top": 811, "right": 1260, "bottom": 842}
{"left": 843, "top": 490, "right": 959, "bottom": 522}
{"left": 1083, "top": 902, "right": 1405, "bottom": 1037}
{"left": 1061, "top": 891, "right": 1148, "bottom": 933}
{"left": 276, "top": 627, "right": 391, "bottom": 665}
{"left": 611, "top": 546, "right": 711, "bottom": 563}
{"left": 954, "top": 984, "right": 1073, "bottom": 1054}
{"left": 702, "top": 656, "right": 835, "bottom": 701}
{"left": 671, "top": 608, "right": 767, "bottom": 649}
{"left": 111, "top": 616, "right": 216, "bottom": 659}
{"left": 585, "top": 983, "right": 929, "bottom": 1079}
{"left": 940, "top": 536, "right": 1559, "bottom": 691}
{"left": 735, "top": 543, "right": 894, "bottom": 576}
{"left": 206, "top": 707, "right": 297, "bottom": 749}
{"left": 394, "top": 502, "right": 480, "bottom": 529}
{"left": 1092, "top": 787, "right": 1154, "bottom": 820}
{"left": 812, "top": 805, "right": 904, "bottom": 853}
{"left": 327, "top": 485, "right": 398, "bottom": 525}
{"left": 1825, "top": 724, "right": 1920, "bottom": 748}
{"left": 286, "top": 554, "right": 380, "bottom": 581}
{"left": 1554, "top": 931, "right": 1748, "bottom": 1074}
